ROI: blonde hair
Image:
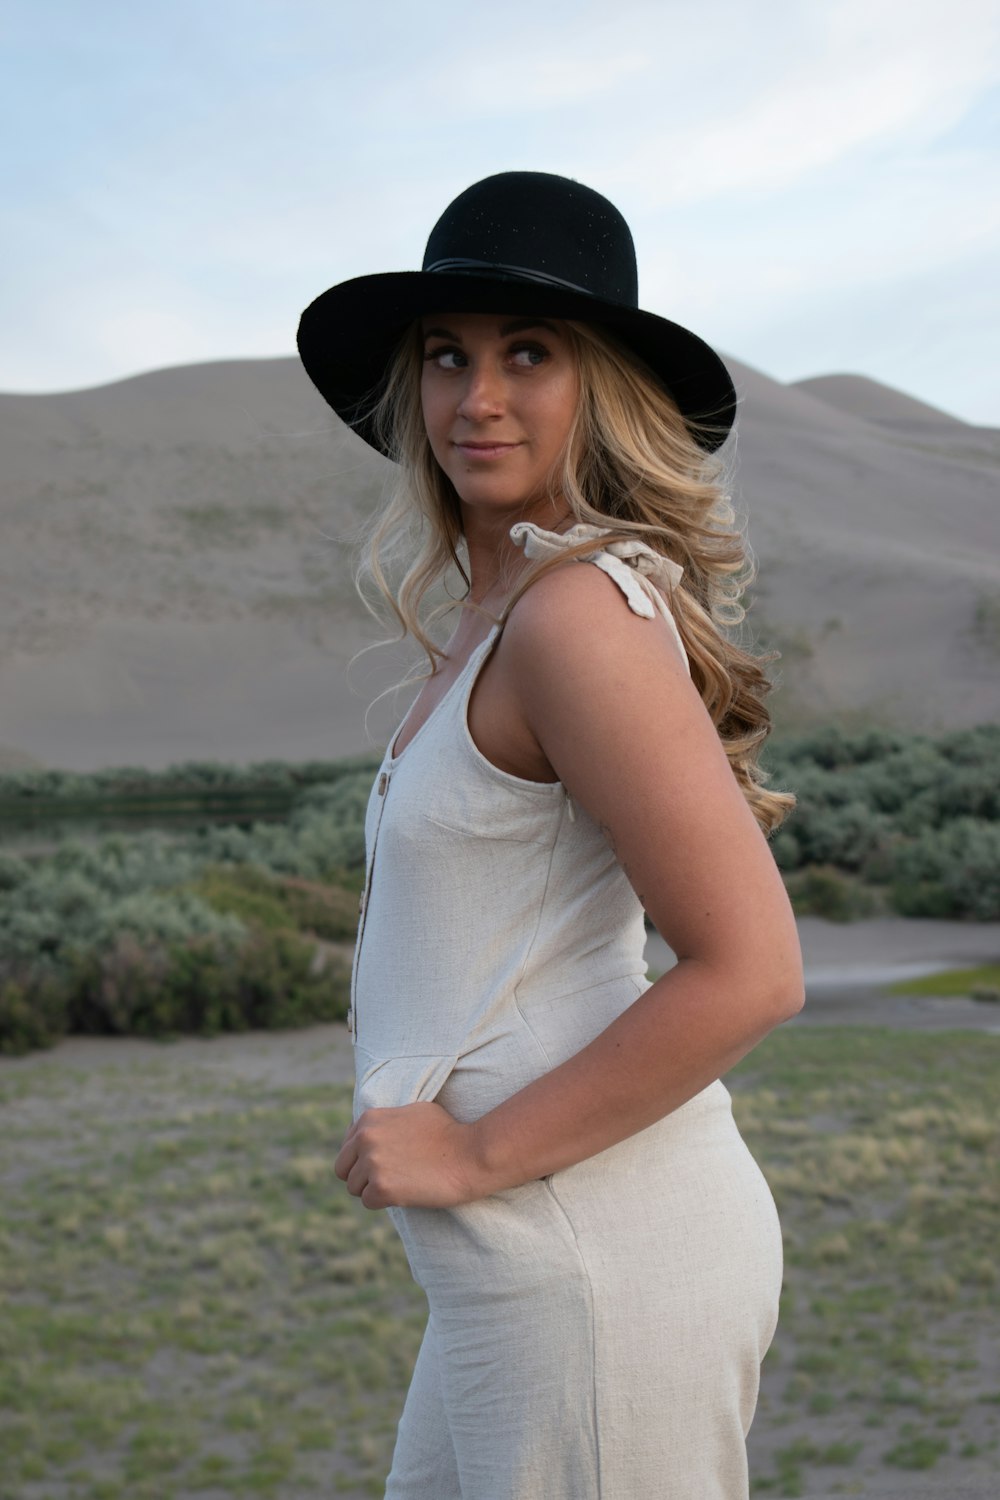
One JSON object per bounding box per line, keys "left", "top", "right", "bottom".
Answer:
{"left": 356, "top": 319, "right": 795, "bottom": 835}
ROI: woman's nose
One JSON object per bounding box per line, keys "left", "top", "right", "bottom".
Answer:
{"left": 456, "top": 361, "right": 504, "bottom": 421}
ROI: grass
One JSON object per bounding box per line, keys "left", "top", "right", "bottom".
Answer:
{"left": 734, "top": 1029, "right": 1000, "bottom": 1496}
{"left": 1, "top": 1028, "right": 998, "bottom": 1498}
{"left": 0, "top": 1061, "right": 424, "bottom": 1498}
{"left": 884, "top": 962, "right": 1000, "bottom": 999}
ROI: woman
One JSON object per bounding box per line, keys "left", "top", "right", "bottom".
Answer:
{"left": 297, "top": 171, "right": 804, "bottom": 1500}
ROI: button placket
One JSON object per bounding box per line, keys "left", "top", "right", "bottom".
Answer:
{"left": 349, "top": 765, "right": 392, "bottom": 1041}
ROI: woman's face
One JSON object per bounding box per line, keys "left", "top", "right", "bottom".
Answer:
{"left": 419, "top": 312, "right": 579, "bottom": 524}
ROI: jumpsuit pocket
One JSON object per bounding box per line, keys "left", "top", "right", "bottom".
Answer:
{"left": 353, "top": 1046, "right": 459, "bottom": 1118}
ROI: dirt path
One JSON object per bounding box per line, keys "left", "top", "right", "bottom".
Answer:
{"left": 0, "top": 1018, "right": 357, "bottom": 1089}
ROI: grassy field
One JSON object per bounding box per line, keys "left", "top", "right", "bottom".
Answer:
{"left": 1, "top": 1027, "right": 997, "bottom": 1499}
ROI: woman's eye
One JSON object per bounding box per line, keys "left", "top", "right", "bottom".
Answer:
{"left": 421, "top": 343, "right": 548, "bottom": 370}
{"left": 423, "top": 347, "right": 465, "bottom": 370}
{"left": 510, "top": 344, "right": 548, "bottom": 367}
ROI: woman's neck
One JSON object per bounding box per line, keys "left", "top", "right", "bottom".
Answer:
{"left": 462, "top": 500, "right": 573, "bottom": 605}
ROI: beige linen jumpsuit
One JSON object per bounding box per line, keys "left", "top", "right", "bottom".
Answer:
{"left": 349, "top": 523, "right": 784, "bottom": 1499}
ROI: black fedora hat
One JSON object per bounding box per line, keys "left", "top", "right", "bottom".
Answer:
{"left": 296, "top": 171, "right": 737, "bottom": 455}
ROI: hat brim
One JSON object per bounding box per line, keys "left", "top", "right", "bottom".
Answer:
{"left": 296, "top": 270, "right": 737, "bottom": 455}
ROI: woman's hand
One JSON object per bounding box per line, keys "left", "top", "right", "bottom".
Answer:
{"left": 334, "top": 1102, "right": 485, "bottom": 1210}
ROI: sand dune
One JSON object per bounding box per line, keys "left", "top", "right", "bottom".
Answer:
{"left": 792, "top": 372, "right": 982, "bottom": 431}
{"left": 1, "top": 355, "right": 997, "bottom": 770}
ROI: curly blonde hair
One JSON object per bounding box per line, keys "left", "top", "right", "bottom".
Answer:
{"left": 356, "top": 318, "right": 795, "bottom": 835}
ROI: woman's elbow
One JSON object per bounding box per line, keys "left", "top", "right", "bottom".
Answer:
{"left": 760, "top": 960, "right": 806, "bottom": 1025}
{"left": 739, "top": 945, "right": 804, "bottom": 1027}
{"left": 773, "top": 977, "right": 806, "bottom": 1022}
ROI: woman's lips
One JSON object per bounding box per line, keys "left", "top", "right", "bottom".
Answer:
{"left": 453, "top": 441, "right": 522, "bottom": 460}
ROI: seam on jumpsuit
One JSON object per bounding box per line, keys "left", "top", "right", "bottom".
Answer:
{"left": 543, "top": 1172, "right": 604, "bottom": 1499}
{"left": 512, "top": 790, "right": 603, "bottom": 1492}
{"left": 511, "top": 792, "right": 570, "bottom": 1069}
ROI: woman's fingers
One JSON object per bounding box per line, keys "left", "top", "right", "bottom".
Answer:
{"left": 332, "top": 1103, "right": 478, "bottom": 1209}
{"left": 333, "top": 1131, "right": 358, "bottom": 1182}
{"left": 340, "top": 1109, "right": 389, "bottom": 1203}
{"left": 335, "top": 1112, "right": 382, "bottom": 1200}
{"left": 336, "top": 1141, "right": 379, "bottom": 1205}
{"left": 346, "top": 1158, "right": 371, "bottom": 1199}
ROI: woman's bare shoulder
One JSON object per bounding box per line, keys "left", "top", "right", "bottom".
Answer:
{"left": 499, "top": 556, "right": 796, "bottom": 989}
{"left": 502, "top": 556, "right": 688, "bottom": 680}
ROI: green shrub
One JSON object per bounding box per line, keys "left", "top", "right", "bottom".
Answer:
{"left": 785, "top": 799, "right": 894, "bottom": 873}
{"left": 766, "top": 724, "right": 999, "bottom": 909}
{"left": 0, "top": 850, "right": 29, "bottom": 891}
{"left": 887, "top": 879, "right": 957, "bottom": 920}
{"left": 0, "top": 755, "right": 376, "bottom": 1053}
{"left": 182, "top": 864, "right": 293, "bottom": 931}
{"left": 763, "top": 724, "right": 918, "bottom": 775}
{"left": 0, "top": 863, "right": 244, "bottom": 974}
{"left": 60, "top": 928, "right": 350, "bottom": 1041}
{"left": 0, "top": 753, "right": 381, "bottom": 806}
{"left": 228, "top": 928, "right": 350, "bottom": 1029}
{"left": 783, "top": 865, "right": 879, "bottom": 922}
{"left": 0, "top": 971, "right": 70, "bottom": 1054}
{"left": 187, "top": 863, "right": 360, "bottom": 942}
{"left": 887, "top": 818, "right": 1000, "bottom": 920}
{"left": 188, "top": 770, "right": 372, "bottom": 879}
{"left": 770, "top": 826, "right": 802, "bottom": 872}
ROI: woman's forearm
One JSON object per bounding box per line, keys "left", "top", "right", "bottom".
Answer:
{"left": 336, "top": 954, "right": 804, "bottom": 1211}
{"left": 466, "top": 959, "right": 803, "bottom": 1195}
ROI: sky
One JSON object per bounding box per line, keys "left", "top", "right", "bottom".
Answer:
{"left": 3, "top": 0, "right": 999, "bottom": 423}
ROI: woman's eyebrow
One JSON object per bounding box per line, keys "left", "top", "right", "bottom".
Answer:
{"left": 499, "top": 318, "right": 559, "bottom": 337}
{"left": 421, "top": 318, "right": 561, "bottom": 343}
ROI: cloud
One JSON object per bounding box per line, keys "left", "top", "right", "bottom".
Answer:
{"left": 598, "top": 0, "right": 1000, "bottom": 203}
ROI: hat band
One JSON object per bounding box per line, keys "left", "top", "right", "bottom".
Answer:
{"left": 424, "top": 257, "right": 596, "bottom": 298}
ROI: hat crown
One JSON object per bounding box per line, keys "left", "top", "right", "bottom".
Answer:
{"left": 422, "top": 171, "right": 639, "bottom": 309}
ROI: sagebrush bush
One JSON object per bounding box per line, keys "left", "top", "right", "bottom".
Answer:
{"left": 783, "top": 865, "right": 880, "bottom": 922}
{"left": 0, "top": 769, "right": 368, "bottom": 1052}
{"left": 0, "top": 753, "right": 381, "bottom": 804}
{"left": 186, "top": 864, "right": 360, "bottom": 942}
{"left": 888, "top": 819, "right": 1000, "bottom": 921}
{"left": 0, "top": 851, "right": 28, "bottom": 891}
{"left": 67, "top": 928, "right": 349, "bottom": 1038}
{"left": 0, "top": 970, "right": 70, "bottom": 1054}
{"left": 188, "top": 770, "right": 372, "bottom": 878}
{"left": 0, "top": 858, "right": 243, "bottom": 974}
{"left": 0, "top": 928, "right": 350, "bottom": 1053}
{"left": 767, "top": 724, "right": 998, "bottom": 918}
{"left": 786, "top": 798, "right": 895, "bottom": 874}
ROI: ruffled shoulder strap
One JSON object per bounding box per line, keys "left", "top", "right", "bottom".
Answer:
{"left": 509, "top": 521, "right": 689, "bottom": 673}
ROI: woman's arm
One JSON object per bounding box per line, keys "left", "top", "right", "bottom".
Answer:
{"left": 336, "top": 563, "right": 803, "bottom": 1209}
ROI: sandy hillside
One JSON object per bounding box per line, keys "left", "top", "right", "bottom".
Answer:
{"left": 793, "top": 371, "right": 975, "bottom": 429}
{"left": 1, "top": 355, "right": 997, "bottom": 771}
